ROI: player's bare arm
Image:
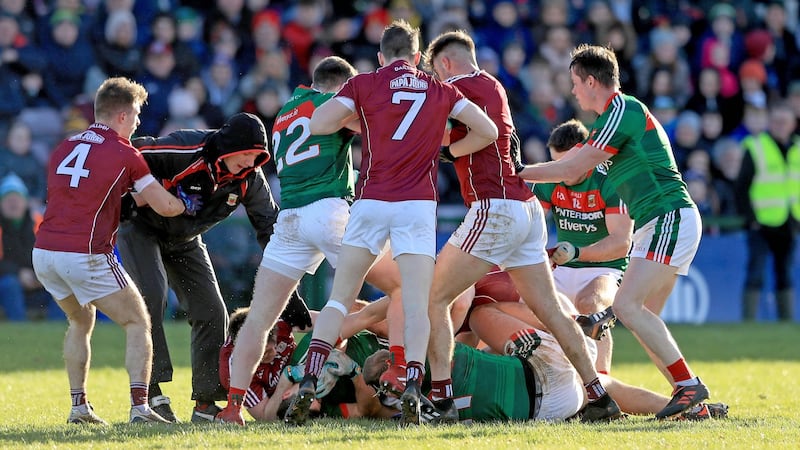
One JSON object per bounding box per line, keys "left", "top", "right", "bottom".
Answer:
{"left": 309, "top": 99, "right": 355, "bottom": 135}
{"left": 448, "top": 101, "right": 498, "bottom": 157}
{"left": 136, "top": 178, "right": 186, "bottom": 217}
{"left": 518, "top": 143, "right": 608, "bottom": 183}
{"left": 576, "top": 211, "right": 633, "bottom": 263}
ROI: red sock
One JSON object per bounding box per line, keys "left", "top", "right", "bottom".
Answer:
{"left": 228, "top": 387, "right": 246, "bottom": 407}
{"left": 430, "top": 379, "right": 453, "bottom": 401}
{"left": 71, "top": 389, "right": 86, "bottom": 407}
{"left": 389, "top": 345, "right": 406, "bottom": 366}
{"left": 666, "top": 358, "right": 694, "bottom": 384}
{"left": 130, "top": 382, "right": 148, "bottom": 407}
{"left": 584, "top": 377, "right": 607, "bottom": 402}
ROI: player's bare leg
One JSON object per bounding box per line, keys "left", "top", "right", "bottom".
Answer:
{"left": 612, "top": 257, "right": 709, "bottom": 418}
{"left": 218, "top": 266, "right": 298, "bottom": 425}
{"left": 508, "top": 263, "right": 621, "bottom": 422}
{"left": 94, "top": 285, "right": 169, "bottom": 423}
{"left": 573, "top": 275, "right": 617, "bottom": 374}
{"left": 285, "top": 244, "right": 376, "bottom": 425}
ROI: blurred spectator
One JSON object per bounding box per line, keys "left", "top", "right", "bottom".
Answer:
{"left": 475, "top": 0, "right": 534, "bottom": 64}
{"left": 650, "top": 95, "right": 679, "bottom": 134}
{"left": 0, "top": 120, "right": 45, "bottom": 211}
{"left": 735, "top": 101, "right": 799, "bottom": 321}
{"left": 93, "top": 9, "right": 141, "bottom": 80}
{"left": 201, "top": 52, "right": 242, "bottom": 118}
{"left": 250, "top": 8, "right": 283, "bottom": 59}
{"left": 709, "top": 136, "right": 743, "bottom": 221}
{"left": 742, "top": 29, "right": 781, "bottom": 101}
{"left": 730, "top": 101, "right": 769, "bottom": 142}
{"left": 426, "top": 0, "right": 471, "bottom": 41}
{"left": 538, "top": 25, "right": 573, "bottom": 74}
{"left": 174, "top": 6, "right": 208, "bottom": 66}
{"left": 0, "top": 173, "right": 56, "bottom": 321}
{"left": 788, "top": 81, "right": 800, "bottom": 130}
{"left": 759, "top": 2, "right": 800, "bottom": 96}
{"left": 185, "top": 75, "right": 225, "bottom": 128}
{"left": 635, "top": 26, "right": 692, "bottom": 107}
{"left": 282, "top": 0, "right": 325, "bottom": 82}
{"left": 40, "top": 9, "right": 95, "bottom": 110}
{"left": 686, "top": 67, "right": 743, "bottom": 135}
{"left": 159, "top": 87, "right": 208, "bottom": 136}
{"left": 0, "top": 11, "right": 42, "bottom": 141}
{"left": 497, "top": 41, "right": 529, "bottom": 116}
{"left": 205, "top": 0, "right": 256, "bottom": 74}
{"left": 242, "top": 80, "right": 288, "bottom": 137}
{"left": 136, "top": 40, "right": 182, "bottom": 136}
{"left": 698, "top": 108, "right": 725, "bottom": 151}
{"left": 148, "top": 11, "right": 200, "bottom": 81}
{"left": 738, "top": 59, "right": 769, "bottom": 111}
{"left": 671, "top": 111, "right": 703, "bottom": 171}
{"left": 606, "top": 20, "right": 638, "bottom": 94}
{"left": 0, "top": 0, "right": 36, "bottom": 40}
{"left": 684, "top": 170, "right": 718, "bottom": 225}
{"left": 697, "top": 2, "right": 747, "bottom": 79}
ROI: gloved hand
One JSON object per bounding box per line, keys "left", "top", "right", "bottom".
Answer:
{"left": 549, "top": 241, "right": 579, "bottom": 266}
{"left": 439, "top": 145, "right": 456, "bottom": 163}
{"left": 177, "top": 185, "right": 203, "bottom": 216}
{"left": 315, "top": 350, "right": 360, "bottom": 398}
{"left": 280, "top": 290, "right": 312, "bottom": 329}
{"left": 282, "top": 364, "right": 305, "bottom": 383}
{"left": 509, "top": 129, "right": 525, "bottom": 174}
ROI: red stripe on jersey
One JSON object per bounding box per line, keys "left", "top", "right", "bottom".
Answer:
{"left": 549, "top": 186, "right": 606, "bottom": 211}
{"left": 588, "top": 139, "right": 619, "bottom": 155}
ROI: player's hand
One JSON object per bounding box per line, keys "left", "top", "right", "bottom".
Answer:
{"left": 177, "top": 185, "right": 203, "bottom": 216}
{"left": 316, "top": 350, "right": 360, "bottom": 398}
{"left": 280, "top": 290, "right": 312, "bottom": 329}
{"left": 550, "top": 241, "right": 579, "bottom": 265}
{"left": 439, "top": 145, "right": 456, "bottom": 163}
{"left": 509, "top": 129, "right": 525, "bottom": 173}
{"left": 282, "top": 364, "right": 305, "bottom": 383}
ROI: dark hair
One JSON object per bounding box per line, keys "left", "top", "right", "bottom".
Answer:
{"left": 423, "top": 29, "right": 475, "bottom": 71}
{"left": 312, "top": 56, "right": 357, "bottom": 91}
{"left": 569, "top": 44, "right": 619, "bottom": 88}
{"left": 94, "top": 77, "right": 148, "bottom": 120}
{"left": 380, "top": 19, "right": 420, "bottom": 60}
{"left": 228, "top": 307, "right": 277, "bottom": 345}
{"left": 547, "top": 119, "right": 589, "bottom": 153}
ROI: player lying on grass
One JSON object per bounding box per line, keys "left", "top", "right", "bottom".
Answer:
{"left": 272, "top": 287, "right": 728, "bottom": 423}
{"left": 217, "top": 296, "right": 392, "bottom": 422}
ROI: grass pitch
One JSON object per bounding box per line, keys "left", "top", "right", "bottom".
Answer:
{"left": 1, "top": 321, "right": 798, "bottom": 449}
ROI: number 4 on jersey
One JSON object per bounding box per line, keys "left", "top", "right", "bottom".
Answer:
{"left": 56, "top": 143, "right": 91, "bottom": 187}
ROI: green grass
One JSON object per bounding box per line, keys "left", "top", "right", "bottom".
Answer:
{"left": 1, "top": 321, "right": 798, "bottom": 449}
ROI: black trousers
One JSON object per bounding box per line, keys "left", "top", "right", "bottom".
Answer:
{"left": 117, "top": 222, "right": 228, "bottom": 402}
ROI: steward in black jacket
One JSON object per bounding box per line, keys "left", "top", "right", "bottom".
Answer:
{"left": 117, "top": 112, "right": 280, "bottom": 423}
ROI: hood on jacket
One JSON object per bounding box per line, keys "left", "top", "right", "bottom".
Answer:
{"left": 205, "top": 112, "right": 271, "bottom": 182}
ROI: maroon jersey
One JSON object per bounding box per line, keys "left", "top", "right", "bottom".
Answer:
{"left": 219, "top": 320, "right": 296, "bottom": 409}
{"left": 335, "top": 60, "right": 468, "bottom": 202}
{"left": 457, "top": 268, "right": 521, "bottom": 334}
{"left": 446, "top": 71, "right": 533, "bottom": 205}
{"left": 35, "top": 124, "right": 154, "bottom": 254}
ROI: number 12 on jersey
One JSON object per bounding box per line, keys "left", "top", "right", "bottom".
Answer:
{"left": 272, "top": 116, "right": 321, "bottom": 173}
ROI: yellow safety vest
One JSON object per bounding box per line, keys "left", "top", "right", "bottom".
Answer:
{"left": 743, "top": 133, "right": 800, "bottom": 226}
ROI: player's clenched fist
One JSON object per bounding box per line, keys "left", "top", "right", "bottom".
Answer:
{"left": 549, "top": 241, "right": 579, "bottom": 266}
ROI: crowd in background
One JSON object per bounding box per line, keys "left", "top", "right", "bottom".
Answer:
{"left": 1, "top": 0, "right": 799, "bottom": 319}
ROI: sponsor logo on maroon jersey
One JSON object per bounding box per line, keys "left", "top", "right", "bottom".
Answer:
{"left": 389, "top": 74, "right": 428, "bottom": 90}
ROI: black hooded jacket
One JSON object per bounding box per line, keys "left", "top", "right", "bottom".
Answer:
{"left": 125, "top": 129, "right": 278, "bottom": 248}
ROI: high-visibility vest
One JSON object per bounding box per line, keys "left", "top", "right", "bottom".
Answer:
{"left": 743, "top": 133, "right": 800, "bottom": 226}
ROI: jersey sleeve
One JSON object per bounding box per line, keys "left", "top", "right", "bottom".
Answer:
{"left": 532, "top": 183, "right": 554, "bottom": 209}
{"left": 588, "top": 100, "right": 636, "bottom": 156}
{"left": 334, "top": 77, "right": 358, "bottom": 111}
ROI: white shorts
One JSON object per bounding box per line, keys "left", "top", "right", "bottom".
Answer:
{"left": 552, "top": 266, "right": 623, "bottom": 304}
{"left": 343, "top": 199, "right": 437, "bottom": 259}
{"left": 527, "top": 330, "right": 596, "bottom": 421}
{"left": 630, "top": 208, "right": 701, "bottom": 276}
{"left": 32, "top": 248, "right": 131, "bottom": 305}
{"left": 261, "top": 197, "right": 350, "bottom": 280}
{"left": 448, "top": 199, "right": 548, "bottom": 268}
